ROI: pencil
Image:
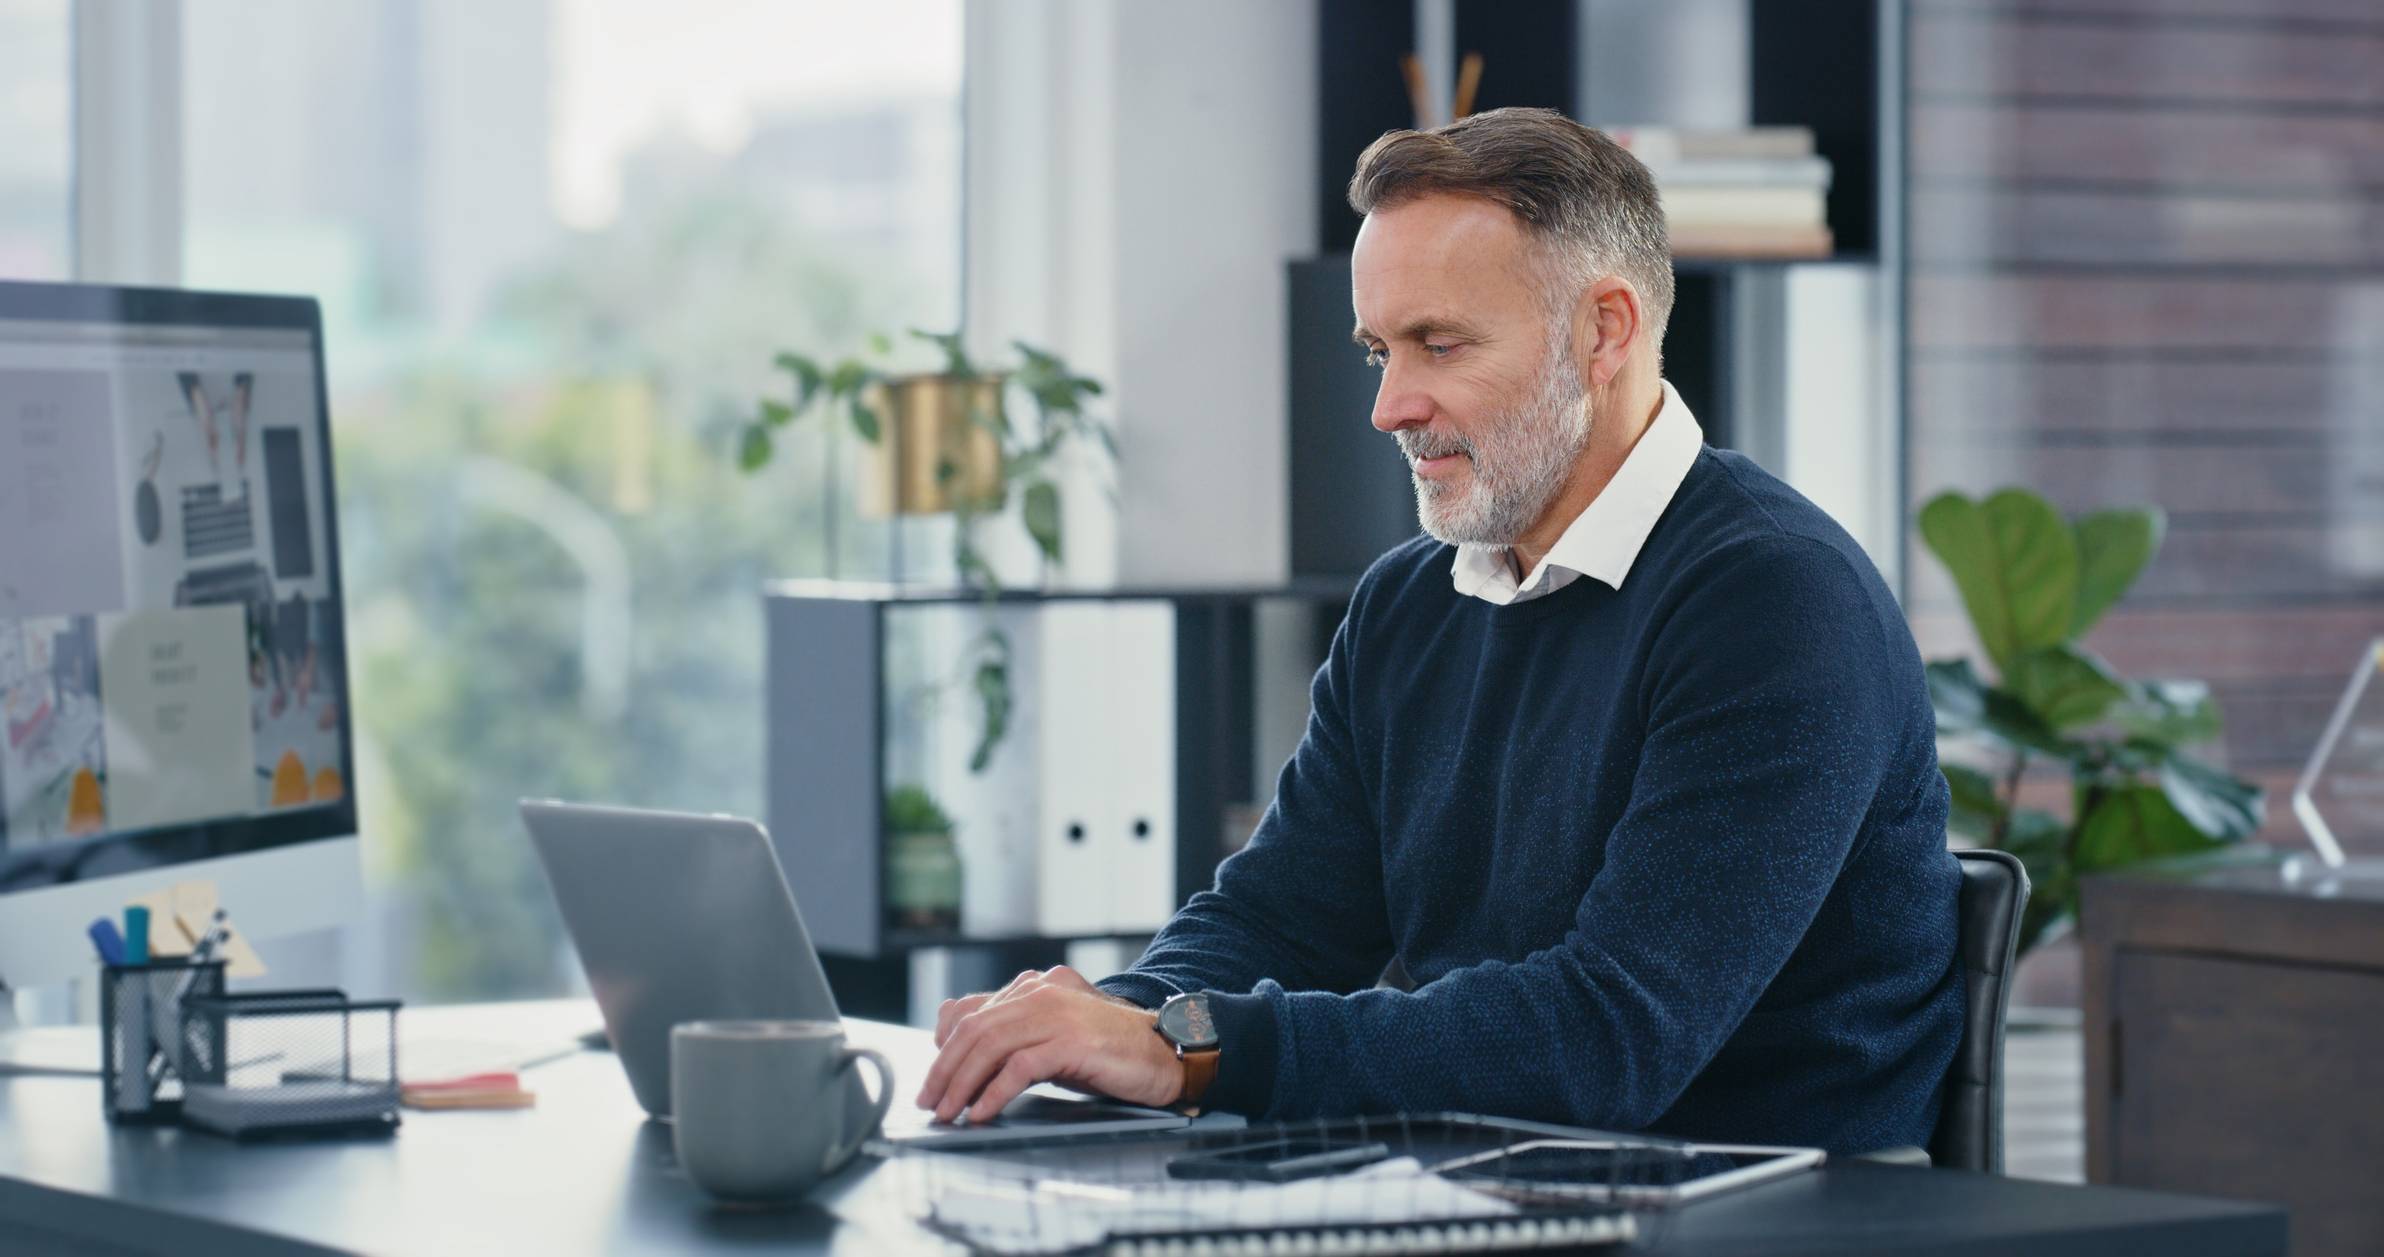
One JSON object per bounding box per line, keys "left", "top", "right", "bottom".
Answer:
{"left": 1453, "top": 52, "right": 1484, "bottom": 120}
{"left": 1399, "top": 53, "right": 1430, "bottom": 129}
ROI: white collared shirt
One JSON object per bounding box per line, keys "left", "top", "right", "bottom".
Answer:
{"left": 1449, "top": 378, "right": 1705, "bottom": 605}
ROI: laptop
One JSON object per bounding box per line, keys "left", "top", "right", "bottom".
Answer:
{"left": 518, "top": 799, "right": 1195, "bottom": 1145}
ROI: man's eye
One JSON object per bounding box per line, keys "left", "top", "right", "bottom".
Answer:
{"left": 1425, "top": 342, "right": 1454, "bottom": 358}
{"left": 1363, "top": 347, "right": 1386, "bottom": 368}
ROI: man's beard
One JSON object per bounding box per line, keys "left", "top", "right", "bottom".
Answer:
{"left": 1398, "top": 324, "right": 1592, "bottom": 547}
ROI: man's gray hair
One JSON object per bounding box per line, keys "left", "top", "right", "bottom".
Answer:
{"left": 1347, "top": 107, "right": 1673, "bottom": 350}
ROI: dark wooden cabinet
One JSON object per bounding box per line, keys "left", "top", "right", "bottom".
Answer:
{"left": 2083, "top": 858, "right": 2384, "bottom": 1257}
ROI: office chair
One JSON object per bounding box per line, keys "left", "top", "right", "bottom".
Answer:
{"left": 1927, "top": 848, "right": 2029, "bottom": 1174}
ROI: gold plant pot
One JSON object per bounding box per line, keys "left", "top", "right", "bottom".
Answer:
{"left": 859, "top": 373, "right": 1006, "bottom": 517}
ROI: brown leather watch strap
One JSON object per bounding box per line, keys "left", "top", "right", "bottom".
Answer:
{"left": 1177, "top": 1045, "right": 1221, "bottom": 1112}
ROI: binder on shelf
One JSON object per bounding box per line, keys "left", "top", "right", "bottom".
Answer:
{"left": 1103, "top": 601, "right": 1178, "bottom": 934}
{"left": 1035, "top": 602, "right": 1117, "bottom": 937}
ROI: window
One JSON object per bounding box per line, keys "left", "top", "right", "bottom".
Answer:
{"left": 1901, "top": 1, "right": 2384, "bottom": 852}
{"left": 181, "top": 0, "right": 966, "bottom": 998}
{"left": 0, "top": 0, "right": 71, "bottom": 280}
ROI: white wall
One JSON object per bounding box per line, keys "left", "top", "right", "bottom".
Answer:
{"left": 967, "top": 0, "right": 1317, "bottom": 588}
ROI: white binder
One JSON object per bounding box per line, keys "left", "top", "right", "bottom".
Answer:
{"left": 1032, "top": 600, "right": 1180, "bottom": 936}
{"left": 1034, "top": 602, "right": 1117, "bottom": 936}
{"left": 1102, "top": 601, "right": 1178, "bottom": 933}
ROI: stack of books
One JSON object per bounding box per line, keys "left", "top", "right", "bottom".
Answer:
{"left": 1609, "top": 126, "right": 1834, "bottom": 260}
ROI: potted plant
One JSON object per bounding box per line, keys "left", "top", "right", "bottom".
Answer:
{"left": 739, "top": 329, "right": 1114, "bottom": 772}
{"left": 1918, "top": 488, "right": 2266, "bottom": 956}
{"left": 882, "top": 783, "right": 963, "bottom": 931}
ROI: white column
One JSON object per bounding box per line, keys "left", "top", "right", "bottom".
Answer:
{"left": 73, "top": 0, "right": 183, "bottom": 285}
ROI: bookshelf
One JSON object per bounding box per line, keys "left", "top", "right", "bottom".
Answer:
{"left": 1293, "top": 0, "right": 1892, "bottom": 579}
{"left": 762, "top": 584, "right": 1344, "bottom": 977}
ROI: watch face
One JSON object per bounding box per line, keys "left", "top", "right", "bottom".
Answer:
{"left": 1159, "top": 993, "right": 1220, "bottom": 1050}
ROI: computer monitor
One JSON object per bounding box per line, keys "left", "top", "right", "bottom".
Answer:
{"left": 0, "top": 281, "right": 363, "bottom": 1001}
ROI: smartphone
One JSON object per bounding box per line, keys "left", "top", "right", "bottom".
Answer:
{"left": 1167, "top": 1136, "right": 1396, "bottom": 1182}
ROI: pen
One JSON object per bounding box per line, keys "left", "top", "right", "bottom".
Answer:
{"left": 151, "top": 910, "right": 237, "bottom": 1089}
{"left": 88, "top": 918, "right": 127, "bottom": 967}
{"left": 123, "top": 907, "right": 150, "bottom": 965}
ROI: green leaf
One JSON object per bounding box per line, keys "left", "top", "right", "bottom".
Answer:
{"left": 758, "top": 399, "right": 794, "bottom": 428}
{"left": 1012, "top": 340, "right": 1062, "bottom": 373}
{"left": 911, "top": 328, "right": 975, "bottom": 378}
{"left": 1917, "top": 489, "right": 2078, "bottom": 670}
{"left": 1998, "top": 807, "right": 2075, "bottom": 955}
{"left": 1022, "top": 480, "right": 1063, "bottom": 563}
{"left": 827, "top": 359, "right": 869, "bottom": 398}
{"left": 967, "top": 660, "right": 1010, "bottom": 773}
{"left": 2074, "top": 785, "right": 2222, "bottom": 874}
{"left": 2113, "top": 679, "right": 2220, "bottom": 749}
{"left": 1927, "top": 658, "right": 2078, "bottom": 759}
{"left": 2071, "top": 508, "right": 2163, "bottom": 638}
{"left": 773, "top": 352, "right": 824, "bottom": 409}
{"left": 866, "top": 331, "right": 893, "bottom": 356}
{"left": 883, "top": 784, "right": 953, "bottom": 834}
{"left": 736, "top": 424, "right": 772, "bottom": 472}
{"left": 848, "top": 398, "right": 881, "bottom": 444}
{"left": 2003, "top": 644, "right": 2130, "bottom": 731}
{"left": 1942, "top": 763, "right": 2006, "bottom": 842}
{"left": 2157, "top": 754, "right": 2265, "bottom": 842}
{"left": 934, "top": 457, "right": 959, "bottom": 485}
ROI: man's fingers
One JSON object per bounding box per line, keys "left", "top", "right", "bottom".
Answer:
{"left": 919, "top": 1001, "right": 993, "bottom": 1106}
{"left": 934, "top": 1015, "right": 1043, "bottom": 1125}
{"left": 967, "top": 1049, "right": 1053, "bottom": 1124}
{"left": 934, "top": 993, "right": 992, "bottom": 1049}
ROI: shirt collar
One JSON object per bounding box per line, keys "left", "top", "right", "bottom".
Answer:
{"left": 1449, "top": 378, "right": 1705, "bottom": 604}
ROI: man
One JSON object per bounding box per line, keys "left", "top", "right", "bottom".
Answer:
{"left": 916, "top": 108, "right": 1962, "bottom": 1155}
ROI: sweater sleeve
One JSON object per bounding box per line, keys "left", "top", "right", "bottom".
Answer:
{"left": 1192, "top": 538, "right": 1916, "bottom": 1129}
{"left": 1098, "top": 584, "right": 1397, "bottom": 1026}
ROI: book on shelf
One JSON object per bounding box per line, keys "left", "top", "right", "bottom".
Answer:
{"left": 1607, "top": 124, "right": 1814, "bottom": 163}
{"left": 1637, "top": 155, "right": 1832, "bottom": 190}
{"left": 1659, "top": 185, "right": 1828, "bottom": 228}
{"left": 1667, "top": 222, "right": 1835, "bottom": 260}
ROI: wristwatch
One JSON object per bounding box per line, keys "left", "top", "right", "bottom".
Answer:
{"left": 1155, "top": 992, "right": 1221, "bottom": 1113}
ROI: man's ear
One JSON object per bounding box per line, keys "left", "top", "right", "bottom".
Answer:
{"left": 1571, "top": 277, "right": 1643, "bottom": 390}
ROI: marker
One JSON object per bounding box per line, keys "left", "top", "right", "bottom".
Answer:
{"left": 87, "top": 918, "right": 127, "bottom": 967}
{"left": 123, "top": 906, "right": 150, "bottom": 965}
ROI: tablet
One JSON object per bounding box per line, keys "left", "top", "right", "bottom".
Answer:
{"left": 1432, "top": 1138, "right": 1825, "bottom": 1207}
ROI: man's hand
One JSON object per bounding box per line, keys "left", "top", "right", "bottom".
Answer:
{"left": 915, "top": 966, "right": 1181, "bottom": 1124}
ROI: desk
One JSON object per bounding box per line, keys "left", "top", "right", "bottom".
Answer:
{"left": 0, "top": 1000, "right": 2285, "bottom": 1255}
{"left": 2083, "top": 857, "right": 2384, "bottom": 1257}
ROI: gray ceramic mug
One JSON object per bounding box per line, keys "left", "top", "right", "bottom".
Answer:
{"left": 670, "top": 1019, "right": 894, "bottom": 1204}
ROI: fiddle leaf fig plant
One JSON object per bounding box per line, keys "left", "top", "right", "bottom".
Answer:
{"left": 739, "top": 330, "right": 1115, "bottom": 773}
{"left": 1919, "top": 488, "right": 2265, "bottom": 955}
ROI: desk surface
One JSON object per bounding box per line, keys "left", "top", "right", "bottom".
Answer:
{"left": 0, "top": 1000, "right": 2287, "bottom": 1256}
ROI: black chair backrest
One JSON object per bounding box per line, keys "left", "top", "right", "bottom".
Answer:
{"left": 1930, "top": 848, "right": 2029, "bottom": 1173}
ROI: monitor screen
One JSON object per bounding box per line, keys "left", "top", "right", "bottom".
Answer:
{"left": 0, "top": 283, "right": 355, "bottom": 897}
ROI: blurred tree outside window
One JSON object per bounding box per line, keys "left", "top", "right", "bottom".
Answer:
{"left": 180, "top": 0, "right": 965, "bottom": 999}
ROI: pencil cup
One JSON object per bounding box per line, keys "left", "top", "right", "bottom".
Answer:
{"left": 97, "top": 960, "right": 227, "bottom": 1124}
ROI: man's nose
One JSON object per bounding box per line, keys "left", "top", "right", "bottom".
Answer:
{"left": 1370, "top": 369, "right": 1432, "bottom": 434}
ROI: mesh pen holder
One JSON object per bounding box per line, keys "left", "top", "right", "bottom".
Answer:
{"left": 98, "top": 959, "right": 228, "bottom": 1124}
{"left": 175, "top": 989, "right": 403, "bottom": 1139}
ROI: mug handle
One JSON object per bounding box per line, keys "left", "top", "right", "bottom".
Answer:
{"left": 826, "top": 1046, "right": 896, "bottom": 1171}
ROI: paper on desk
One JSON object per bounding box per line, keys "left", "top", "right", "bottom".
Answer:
{"left": 122, "top": 880, "right": 269, "bottom": 977}
{"left": 923, "top": 1156, "right": 1516, "bottom": 1255}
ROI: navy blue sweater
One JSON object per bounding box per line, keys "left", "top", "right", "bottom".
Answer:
{"left": 1102, "top": 447, "right": 1963, "bottom": 1154}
